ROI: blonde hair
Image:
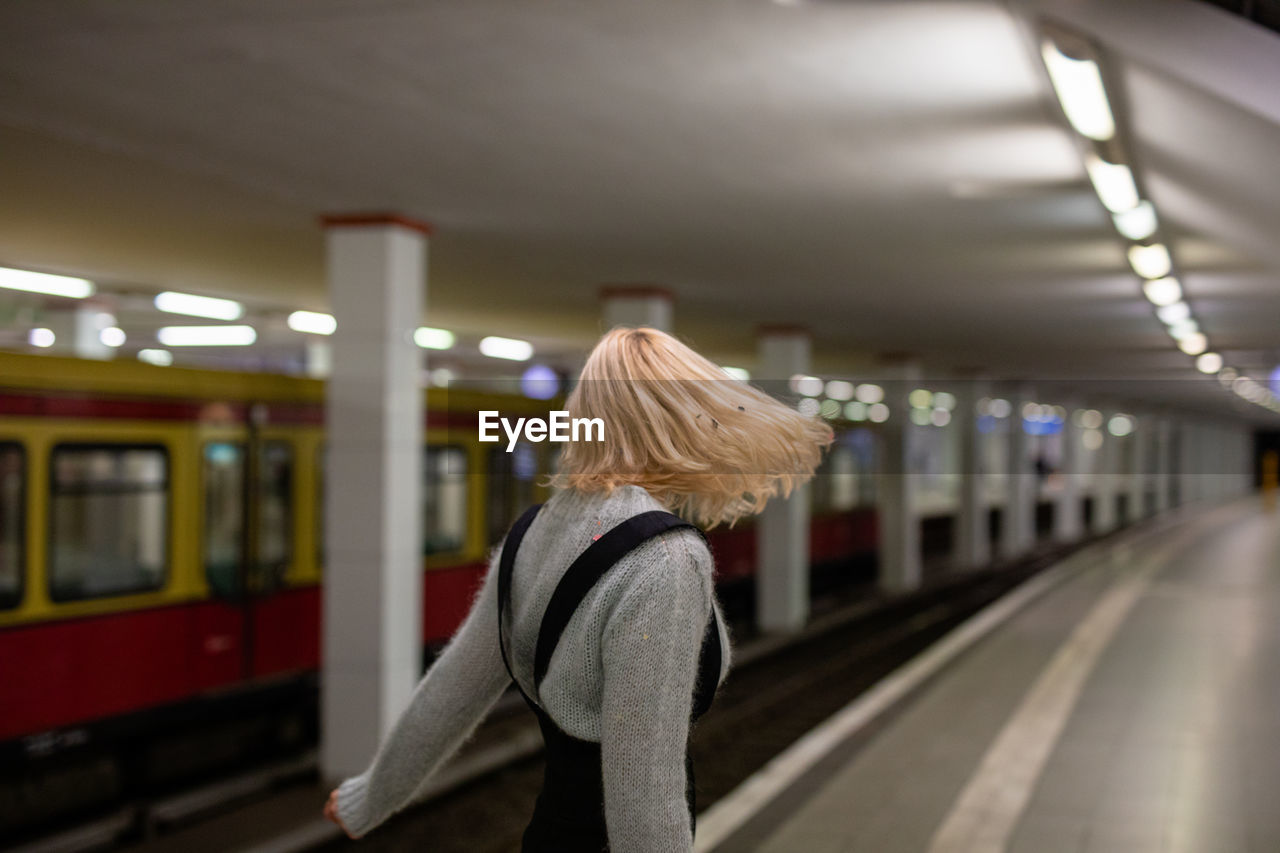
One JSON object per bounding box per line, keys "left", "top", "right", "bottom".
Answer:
{"left": 553, "top": 327, "right": 832, "bottom": 528}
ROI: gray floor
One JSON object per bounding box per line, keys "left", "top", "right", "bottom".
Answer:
{"left": 746, "top": 499, "right": 1280, "bottom": 853}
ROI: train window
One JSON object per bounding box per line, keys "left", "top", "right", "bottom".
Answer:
{"left": 257, "top": 441, "right": 293, "bottom": 582}
{"left": 49, "top": 445, "right": 168, "bottom": 601}
{"left": 487, "top": 443, "right": 538, "bottom": 545}
{"left": 424, "top": 446, "right": 468, "bottom": 555}
{"left": 0, "top": 443, "right": 24, "bottom": 609}
{"left": 203, "top": 442, "right": 245, "bottom": 596}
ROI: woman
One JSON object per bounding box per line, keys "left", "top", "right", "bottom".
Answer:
{"left": 324, "top": 327, "right": 830, "bottom": 851}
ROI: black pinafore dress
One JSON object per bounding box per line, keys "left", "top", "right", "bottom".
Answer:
{"left": 496, "top": 504, "right": 723, "bottom": 853}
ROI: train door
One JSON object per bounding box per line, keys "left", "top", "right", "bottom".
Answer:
{"left": 199, "top": 422, "right": 295, "bottom": 681}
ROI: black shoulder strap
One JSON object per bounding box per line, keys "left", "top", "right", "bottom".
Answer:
{"left": 497, "top": 503, "right": 543, "bottom": 702}
{"left": 533, "top": 511, "right": 721, "bottom": 708}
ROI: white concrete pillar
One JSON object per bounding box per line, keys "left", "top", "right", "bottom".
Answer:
{"left": 953, "top": 378, "right": 990, "bottom": 569}
{"left": 1054, "top": 399, "right": 1084, "bottom": 542}
{"left": 46, "top": 305, "right": 116, "bottom": 360}
{"left": 305, "top": 340, "right": 332, "bottom": 379}
{"left": 1126, "top": 415, "right": 1147, "bottom": 523}
{"left": 1178, "top": 420, "right": 1199, "bottom": 506}
{"left": 600, "top": 285, "right": 674, "bottom": 332}
{"left": 1153, "top": 417, "right": 1173, "bottom": 513}
{"left": 1001, "top": 384, "right": 1036, "bottom": 558}
{"left": 878, "top": 362, "right": 923, "bottom": 591}
{"left": 321, "top": 214, "right": 429, "bottom": 780}
{"left": 1093, "top": 412, "right": 1120, "bottom": 532}
{"left": 755, "top": 326, "right": 811, "bottom": 633}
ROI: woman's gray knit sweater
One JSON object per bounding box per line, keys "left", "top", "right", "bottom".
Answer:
{"left": 334, "top": 485, "right": 732, "bottom": 851}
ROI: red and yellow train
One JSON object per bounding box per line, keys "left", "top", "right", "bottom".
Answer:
{"left": 0, "top": 351, "right": 877, "bottom": 835}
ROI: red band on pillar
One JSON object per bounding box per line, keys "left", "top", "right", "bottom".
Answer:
{"left": 319, "top": 212, "right": 434, "bottom": 236}
{"left": 598, "top": 285, "right": 675, "bottom": 302}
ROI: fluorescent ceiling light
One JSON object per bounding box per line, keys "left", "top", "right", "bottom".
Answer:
{"left": 790, "top": 375, "right": 824, "bottom": 397}
{"left": 155, "top": 291, "right": 243, "bottom": 321}
{"left": 137, "top": 348, "right": 174, "bottom": 366}
{"left": 1084, "top": 153, "right": 1139, "bottom": 213}
{"left": 1127, "top": 243, "right": 1172, "bottom": 279}
{"left": 1040, "top": 41, "right": 1116, "bottom": 141}
{"left": 722, "top": 366, "right": 750, "bottom": 381}
{"left": 1177, "top": 333, "right": 1208, "bottom": 356}
{"left": 413, "top": 327, "right": 455, "bottom": 350}
{"left": 1156, "top": 301, "right": 1190, "bottom": 325}
{"left": 287, "top": 310, "right": 336, "bottom": 336}
{"left": 0, "top": 266, "right": 95, "bottom": 299}
{"left": 1112, "top": 201, "right": 1158, "bottom": 241}
{"left": 99, "top": 327, "right": 126, "bottom": 348}
{"left": 1195, "top": 352, "right": 1222, "bottom": 374}
{"left": 825, "top": 380, "right": 855, "bottom": 400}
{"left": 1142, "top": 277, "right": 1182, "bottom": 307}
{"left": 28, "top": 328, "right": 55, "bottom": 348}
{"left": 479, "top": 335, "right": 533, "bottom": 361}
{"left": 158, "top": 325, "right": 257, "bottom": 346}
{"left": 855, "top": 383, "right": 884, "bottom": 404}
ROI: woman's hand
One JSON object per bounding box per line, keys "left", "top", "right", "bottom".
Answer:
{"left": 323, "top": 788, "right": 358, "bottom": 840}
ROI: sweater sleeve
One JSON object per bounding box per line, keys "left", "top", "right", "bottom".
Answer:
{"left": 600, "top": 533, "right": 714, "bottom": 853}
{"left": 334, "top": 554, "right": 511, "bottom": 838}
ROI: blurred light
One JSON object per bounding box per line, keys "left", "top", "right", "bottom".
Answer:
{"left": 1083, "top": 429, "right": 1104, "bottom": 450}
{"left": 480, "top": 336, "right": 533, "bottom": 361}
{"left": 976, "top": 397, "right": 991, "bottom": 416}
{"left": 93, "top": 312, "right": 116, "bottom": 330}
{"left": 1128, "top": 243, "right": 1172, "bottom": 279}
{"left": 1194, "top": 352, "right": 1222, "bottom": 374}
{"left": 520, "top": 364, "right": 560, "bottom": 400}
{"left": 909, "top": 388, "right": 933, "bottom": 409}
{"left": 989, "top": 398, "right": 1012, "bottom": 419}
{"left": 28, "top": 328, "right": 55, "bottom": 348}
{"left": 414, "top": 327, "right": 455, "bottom": 350}
{"left": 99, "top": 326, "right": 126, "bottom": 347}
{"left": 798, "top": 397, "right": 821, "bottom": 417}
{"left": 1080, "top": 409, "right": 1103, "bottom": 429}
{"left": 910, "top": 407, "right": 932, "bottom": 426}
{"left": 1218, "top": 366, "right": 1238, "bottom": 386}
{"left": 0, "top": 266, "right": 94, "bottom": 299}
{"left": 1233, "top": 376, "right": 1253, "bottom": 396}
{"left": 1271, "top": 365, "right": 1280, "bottom": 397}
{"left": 933, "top": 391, "right": 957, "bottom": 411}
{"left": 855, "top": 383, "right": 884, "bottom": 404}
{"left": 1142, "top": 277, "right": 1182, "bottom": 307}
{"left": 868, "top": 402, "right": 890, "bottom": 423}
{"left": 1084, "top": 152, "right": 1139, "bottom": 213}
{"left": 1051, "top": 405, "right": 1067, "bottom": 421}
{"left": 137, "top": 348, "right": 173, "bottom": 366}
{"left": 1112, "top": 201, "right": 1158, "bottom": 241}
{"left": 1108, "top": 414, "right": 1134, "bottom": 437}
{"left": 792, "top": 375, "right": 824, "bottom": 396}
{"left": 288, "top": 310, "right": 336, "bottom": 335}
{"left": 819, "top": 399, "right": 841, "bottom": 419}
{"left": 1177, "top": 333, "right": 1208, "bottom": 356}
{"left": 1167, "top": 319, "right": 1199, "bottom": 340}
{"left": 722, "top": 366, "right": 750, "bottom": 381}
{"left": 154, "top": 291, "right": 243, "bottom": 321}
{"left": 1040, "top": 41, "right": 1115, "bottom": 141}
{"left": 931, "top": 408, "right": 952, "bottom": 427}
{"left": 844, "top": 401, "right": 868, "bottom": 421}
{"left": 429, "top": 367, "right": 455, "bottom": 387}
{"left": 825, "top": 380, "right": 855, "bottom": 401}
{"left": 977, "top": 414, "right": 997, "bottom": 434}
{"left": 1156, "top": 301, "right": 1190, "bottom": 325}
{"left": 1021, "top": 401, "right": 1041, "bottom": 420}
{"left": 158, "top": 325, "right": 257, "bottom": 346}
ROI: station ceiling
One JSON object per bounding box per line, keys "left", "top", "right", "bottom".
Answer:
{"left": 0, "top": 0, "right": 1277, "bottom": 418}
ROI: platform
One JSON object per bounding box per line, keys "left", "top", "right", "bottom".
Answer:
{"left": 699, "top": 498, "right": 1280, "bottom": 853}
